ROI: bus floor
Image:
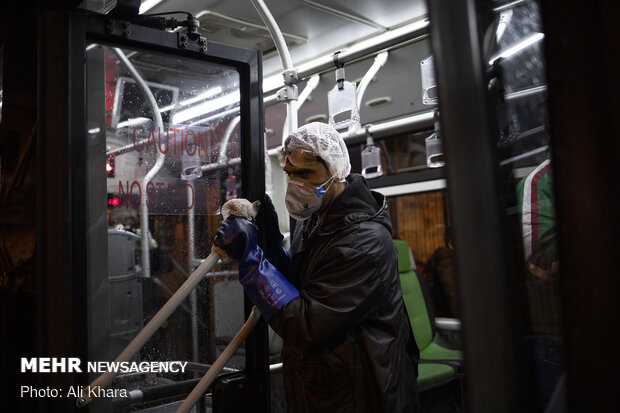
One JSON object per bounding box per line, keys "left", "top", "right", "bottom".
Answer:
{"left": 269, "top": 371, "right": 463, "bottom": 413}
{"left": 419, "top": 380, "right": 463, "bottom": 413}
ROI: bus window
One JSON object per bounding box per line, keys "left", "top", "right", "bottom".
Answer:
{"left": 386, "top": 190, "right": 458, "bottom": 319}
{"left": 428, "top": 0, "right": 565, "bottom": 410}
{"left": 490, "top": 2, "right": 564, "bottom": 408}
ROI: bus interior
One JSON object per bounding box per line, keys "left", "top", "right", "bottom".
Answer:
{"left": 1, "top": 0, "right": 618, "bottom": 412}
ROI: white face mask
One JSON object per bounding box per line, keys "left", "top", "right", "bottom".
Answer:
{"left": 285, "top": 176, "right": 334, "bottom": 221}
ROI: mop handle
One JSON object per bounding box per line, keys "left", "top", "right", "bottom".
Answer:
{"left": 76, "top": 252, "right": 221, "bottom": 408}
{"left": 175, "top": 306, "right": 261, "bottom": 413}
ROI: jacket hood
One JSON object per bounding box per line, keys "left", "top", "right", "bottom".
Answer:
{"left": 317, "top": 173, "right": 392, "bottom": 236}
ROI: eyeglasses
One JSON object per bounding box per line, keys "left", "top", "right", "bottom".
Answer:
{"left": 277, "top": 147, "right": 317, "bottom": 167}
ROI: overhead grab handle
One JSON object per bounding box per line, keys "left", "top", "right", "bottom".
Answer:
{"left": 328, "top": 52, "right": 360, "bottom": 131}
{"left": 333, "top": 50, "right": 345, "bottom": 90}
{"left": 361, "top": 125, "right": 383, "bottom": 179}
{"left": 425, "top": 109, "right": 445, "bottom": 168}
{"left": 420, "top": 55, "right": 438, "bottom": 106}
{"left": 420, "top": 56, "right": 443, "bottom": 168}
{"left": 357, "top": 50, "right": 389, "bottom": 179}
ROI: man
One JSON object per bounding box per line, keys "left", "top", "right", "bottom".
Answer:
{"left": 516, "top": 157, "right": 559, "bottom": 280}
{"left": 215, "top": 122, "right": 419, "bottom": 412}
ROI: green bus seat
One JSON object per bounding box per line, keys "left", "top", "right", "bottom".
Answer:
{"left": 417, "top": 362, "right": 458, "bottom": 389}
{"left": 394, "top": 239, "right": 464, "bottom": 391}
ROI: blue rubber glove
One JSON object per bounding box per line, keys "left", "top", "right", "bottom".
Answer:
{"left": 256, "top": 194, "right": 291, "bottom": 278}
{"left": 214, "top": 216, "right": 299, "bottom": 321}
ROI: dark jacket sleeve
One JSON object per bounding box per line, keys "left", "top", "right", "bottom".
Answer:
{"left": 269, "top": 230, "right": 390, "bottom": 349}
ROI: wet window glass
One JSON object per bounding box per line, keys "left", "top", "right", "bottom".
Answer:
{"left": 86, "top": 43, "right": 245, "bottom": 409}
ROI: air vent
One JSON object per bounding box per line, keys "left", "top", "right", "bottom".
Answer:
{"left": 365, "top": 97, "right": 392, "bottom": 107}
{"left": 305, "top": 114, "right": 328, "bottom": 123}
{"left": 195, "top": 11, "right": 307, "bottom": 55}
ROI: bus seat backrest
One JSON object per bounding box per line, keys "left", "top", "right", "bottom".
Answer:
{"left": 394, "top": 239, "right": 433, "bottom": 352}
{"left": 108, "top": 229, "right": 140, "bottom": 277}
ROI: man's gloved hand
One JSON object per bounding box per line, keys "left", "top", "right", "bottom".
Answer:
{"left": 214, "top": 216, "right": 299, "bottom": 321}
{"left": 256, "top": 194, "right": 291, "bottom": 277}
{"left": 214, "top": 216, "right": 257, "bottom": 262}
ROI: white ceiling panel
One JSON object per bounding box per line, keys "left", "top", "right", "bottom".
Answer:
{"left": 145, "top": 0, "right": 428, "bottom": 76}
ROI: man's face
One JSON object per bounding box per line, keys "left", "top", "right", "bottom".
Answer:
{"left": 282, "top": 150, "right": 331, "bottom": 186}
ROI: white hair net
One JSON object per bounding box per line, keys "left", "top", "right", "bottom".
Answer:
{"left": 283, "top": 122, "right": 351, "bottom": 180}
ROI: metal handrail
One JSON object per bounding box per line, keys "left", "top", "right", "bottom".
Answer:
{"left": 264, "top": 17, "right": 430, "bottom": 94}
{"left": 251, "top": 0, "right": 299, "bottom": 135}
{"left": 76, "top": 252, "right": 221, "bottom": 407}
{"left": 111, "top": 47, "right": 165, "bottom": 280}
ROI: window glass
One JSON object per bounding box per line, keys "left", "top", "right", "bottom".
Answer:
{"left": 86, "top": 43, "right": 245, "bottom": 404}
{"left": 387, "top": 190, "right": 459, "bottom": 319}
{"left": 490, "top": 1, "right": 563, "bottom": 410}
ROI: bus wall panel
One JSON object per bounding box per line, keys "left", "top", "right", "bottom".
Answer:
{"left": 388, "top": 190, "right": 447, "bottom": 267}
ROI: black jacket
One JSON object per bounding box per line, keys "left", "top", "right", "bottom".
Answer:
{"left": 270, "top": 174, "right": 419, "bottom": 413}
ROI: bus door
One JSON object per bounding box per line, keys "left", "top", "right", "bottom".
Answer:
{"left": 39, "top": 11, "right": 268, "bottom": 413}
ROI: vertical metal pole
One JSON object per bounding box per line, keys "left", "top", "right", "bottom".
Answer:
{"left": 111, "top": 47, "right": 166, "bottom": 280}
{"left": 251, "top": 0, "right": 298, "bottom": 136}
{"left": 187, "top": 183, "right": 199, "bottom": 364}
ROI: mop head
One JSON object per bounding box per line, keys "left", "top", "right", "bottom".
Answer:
{"left": 220, "top": 198, "right": 261, "bottom": 222}
{"left": 212, "top": 198, "right": 261, "bottom": 263}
